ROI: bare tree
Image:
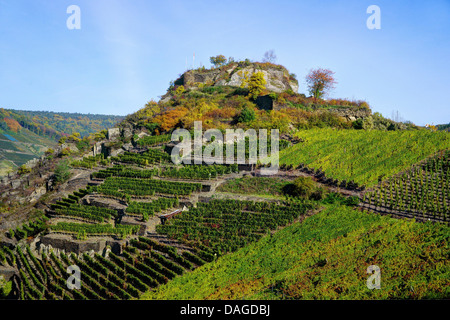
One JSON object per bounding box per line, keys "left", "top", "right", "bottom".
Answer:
{"left": 262, "top": 50, "right": 277, "bottom": 63}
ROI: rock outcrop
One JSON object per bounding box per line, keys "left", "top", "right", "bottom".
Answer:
{"left": 327, "top": 107, "right": 372, "bottom": 121}
{"left": 179, "top": 62, "right": 298, "bottom": 94}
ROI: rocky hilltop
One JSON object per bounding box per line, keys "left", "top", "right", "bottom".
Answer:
{"left": 175, "top": 61, "right": 298, "bottom": 94}
{"left": 154, "top": 60, "right": 375, "bottom": 128}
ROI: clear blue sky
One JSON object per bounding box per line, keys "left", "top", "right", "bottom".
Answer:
{"left": 0, "top": 0, "right": 449, "bottom": 126}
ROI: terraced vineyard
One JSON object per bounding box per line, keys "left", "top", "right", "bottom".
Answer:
{"left": 91, "top": 177, "right": 202, "bottom": 198}
{"left": 280, "top": 128, "right": 450, "bottom": 187}
{"left": 91, "top": 165, "right": 159, "bottom": 179}
{"left": 1, "top": 127, "right": 449, "bottom": 301}
{"left": 91, "top": 163, "right": 238, "bottom": 180}
{"left": 0, "top": 237, "right": 205, "bottom": 300}
{"left": 136, "top": 134, "right": 172, "bottom": 147}
{"left": 71, "top": 154, "right": 111, "bottom": 169}
{"left": 160, "top": 164, "right": 239, "bottom": 180}
{"left": 360, "top": 150, "right": 450, "bottom": 223}
{"left": 51, "top": 203, "right": 118, "bottom": 223}
{"left": 196, "top": 137, "right": 291, "bottom": 163}
{"left": 157, "top": 199, "right": 314, "bottom": 255}
{"left": 0, "top": 158, "right": 312, "bottom": 300}
{"left": 111, "top": 149, "right": 171, "bottom": 166}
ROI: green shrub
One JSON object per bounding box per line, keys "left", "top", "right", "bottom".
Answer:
{"left": 54, "top": 159, "right": 72, "bottom": 184}
{"left": 237, "top": 107, "right": 256, "bottom": 123}
{"left": 353, "top": 118, "right": 364, "bottom": 130}
{"left": 17, "top": 165, "right": 31, "bottom": 175}
{"left": 310, "top": 186, "right": 327, "bottom": 201}
{"left": 0, "top": 280, "right": 12, "bottom": 298}
{"left": 283, "top": 176, "right": 328, "bottom": 200}
{"left": 289, "top": 176, "right": 316, "bottom": 198}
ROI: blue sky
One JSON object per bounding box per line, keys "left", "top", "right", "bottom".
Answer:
{"left": 0, "top": 0, "right": 449, "bottom": 126}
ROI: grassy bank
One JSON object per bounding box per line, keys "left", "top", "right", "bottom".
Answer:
{"left": 279, "top": 128, "right": 450, "bottom": 187}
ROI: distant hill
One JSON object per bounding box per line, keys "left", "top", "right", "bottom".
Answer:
{"left": 0, "top": 108, "right": 124, "bottom": 176}
{"left": 437, "top": 123, "right": 450, "bottom": 131}
{"left": 2, "top": 108, "right": 124, "bottom": 139}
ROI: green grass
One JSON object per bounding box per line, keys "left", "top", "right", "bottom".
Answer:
{"left": 279, "top": 128, "right": 450, "bottom": 187}
{"left": 142, "top": 204, "right": 449, "bottom": 300}
{"left": 216, "top": 176, "right": 290, "bottom": 196}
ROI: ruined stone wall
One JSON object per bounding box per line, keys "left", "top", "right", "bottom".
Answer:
{"left": 327, "top": 107, "right": 372, "bottom": 121}
{"left": 39, "top": 235, "right": 123, "bottom": 255}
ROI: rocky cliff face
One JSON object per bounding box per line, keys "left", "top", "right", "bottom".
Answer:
{"left": 180, "top": 62, "right": 299, "bottom": 93}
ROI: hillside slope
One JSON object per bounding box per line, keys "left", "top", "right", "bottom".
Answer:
{"left": 0, "top": 108, "right": 124, "bottom": 176}
{"left": 143, "top": 204, "right": 449, "bottom": 300}
{"left": 279, "top": 128, "right": 450, "bottom": 187}
{"left": 0, "top": 59, "right": 448, "bottom": 301}
{"left": 0, "top": 126, "right": 57, "bottom": 176}
{"left": 7, "top": 109, "right": 124, "bottom": 138}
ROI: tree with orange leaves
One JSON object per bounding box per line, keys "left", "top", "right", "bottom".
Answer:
{"left": 305, "top": 68, "right": 337, "bottom": 99}
{"left": 153, "top": 107, "right": 189, "bottom": 132}
{"left": 3, "top": 117, "right": 21, "bottom": 132}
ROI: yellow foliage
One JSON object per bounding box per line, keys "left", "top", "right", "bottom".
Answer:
{"left": 245, "top": 110, "right": 291, "bottom": 133}
{"left": 182, "top": 100, "right": 219, "bottom": 129}
{"left": 136, "top": 100, "right": 161, "bottom": 120}
{"left": 238, "top": 70, "right": 250, "bottom": 88}
{"left": 69, "top": 132, "right": 81, "bottom": 141}
{"left": 240, "top": 71, "right": 266, "bottom": 100}
{"left": 269, "top": 110, "right": 290, "bottom": 132}
{"left": 175, "top": 85, "right": 185, "bottom": 95}
{"left": 18, "top": 165, "right": 31, "bottom": 175}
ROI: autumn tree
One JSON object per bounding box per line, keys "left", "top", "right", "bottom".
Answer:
{"left": 138, "top": 100, "right": 161, "bottom": 120}
{"left": 210, "top": 55, "right": 227, "bottom": 68}
{"left": 204, "top": 106, "right": 237, "bottom": 120}
{"left": 244, "top": 71, "right": 267, "bottom": 100}
{"left": 305, "top": 68, "right": 337, "bottom": 99}
{"left": 3, "top": 117, "right": 21, "bottom": 132}
{"left": 239, "top": 71, "right": 266, "bottom": 100}
{"left": 284, "top": 176, "right": 326, "bottom": 200}
{"left": 68, "top": 132, "right": 81, "bottom": 141}
{"left": 153, "top": 107, "right": 189, "bottom": 132}
{"left": 182, "top": 100, "right": 218, "bottom": 129}
{"left": 175, "top": 85, "right": 185, "bottom": 95}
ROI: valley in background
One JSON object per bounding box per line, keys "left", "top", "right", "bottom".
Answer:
{"left": 0, "top": 108, "right": 124, "bottom": 177}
